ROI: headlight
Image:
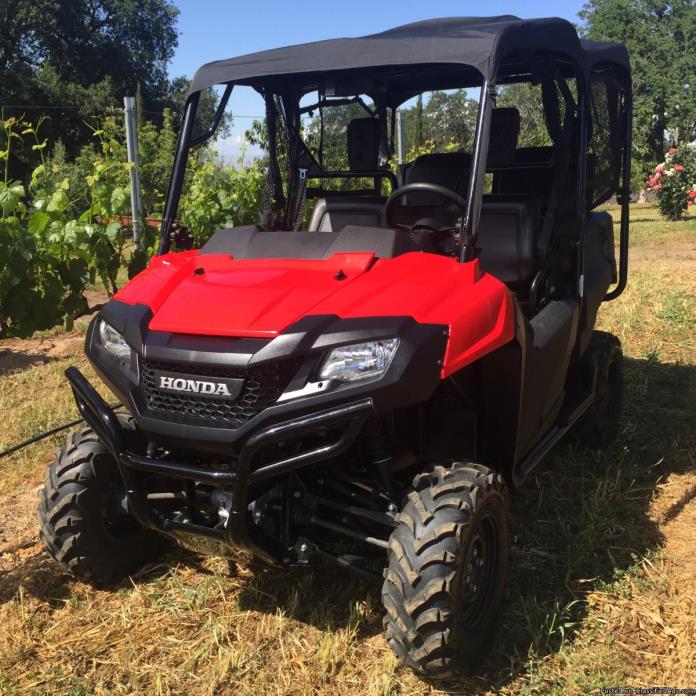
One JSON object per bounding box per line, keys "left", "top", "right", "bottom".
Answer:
{"left": 319, "top": 339, "right": 400, "bottom": 383}
{"left": 98, "top": 319, "right": 131, "bottom": 359}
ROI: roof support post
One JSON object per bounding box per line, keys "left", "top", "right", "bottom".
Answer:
{"left": 460, "top": 80, "right": 494, "bottom": 262}
{"left": 576, "top": 70, "right": 589, "bottom": 300}
{"left": 158, "top": 92, "right": 200, "bottom": 255}
{"left": 605, "top": 76, "right": 632, "bottom": 301}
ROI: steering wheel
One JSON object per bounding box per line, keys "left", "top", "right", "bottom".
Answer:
{"left": 384, "top": 183, "right": 468, "bottom": 253}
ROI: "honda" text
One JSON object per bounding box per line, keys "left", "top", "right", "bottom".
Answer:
{"left": 159, "top": 376, "right": 232, "bottom": 397}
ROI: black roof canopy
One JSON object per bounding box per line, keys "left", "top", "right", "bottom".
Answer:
{"left": 580, "top": 39, "right": 630, "bottom": 72}
{"left": 188, "top": 16, "right": 629, "bottom": 95}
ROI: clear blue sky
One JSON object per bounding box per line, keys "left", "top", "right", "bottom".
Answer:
{"left": 168, "top": 0, "right": 586, "bottom": 159}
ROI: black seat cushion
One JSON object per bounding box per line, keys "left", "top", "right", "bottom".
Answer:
{"left": 308, "top": 196, "right": 386, "bottom": 232}
{"left": 201, "top": 224, "right": 420, "bottom": 260}
{"left": 477, "top": 194, "right": 540, "bottom": 289}
{"left": 492, "top": 146, "right": 555, "bottom": 206}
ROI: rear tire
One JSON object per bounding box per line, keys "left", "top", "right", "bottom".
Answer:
{"left": 573, "top": 331, "right": 623, "bottom": 449}
{"left": 381, "top": 462, "right": 509, "bottom": 678}
{"left": 37, "top": 418, "right": 165, "bottom": 586}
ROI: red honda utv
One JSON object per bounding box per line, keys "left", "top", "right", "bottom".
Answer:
{"left": 38, "top": 16, "right": 631, "bottom": 677}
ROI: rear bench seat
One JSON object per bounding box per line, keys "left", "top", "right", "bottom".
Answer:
{"left": 491, "top": 145, "right": 554, "bottom": 209}
{"left": 477, "top": 194, "right": 540, "bottom": 292}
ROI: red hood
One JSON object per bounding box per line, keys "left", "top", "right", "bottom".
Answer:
{"left": 114, "top": 249, "right": 514, "bottom": 374}
{"left": 114, "top": 251, "right": 376, "bottom": 338}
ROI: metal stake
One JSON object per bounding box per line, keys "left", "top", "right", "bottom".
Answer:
{"left": 124, "top": 97, "right": 144, "bottom": 250}
{"left": 396, "top": 110, "right": 405, "bottom": 164}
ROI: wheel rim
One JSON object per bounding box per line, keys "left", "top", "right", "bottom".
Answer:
{"left": 459, "top": 511, "right": 500, "bottom": 628}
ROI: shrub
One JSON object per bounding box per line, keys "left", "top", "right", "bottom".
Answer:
{"left": 645, "top": 144, "right": 696, "bottom": 221}
{"left": 178, "top": 151, "right": 265, "bottom": 246}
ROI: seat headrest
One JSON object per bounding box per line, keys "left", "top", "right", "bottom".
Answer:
{"left": 404, "top": 151, "right": 471, "bottom": 204}
{"left": 487, "top": 107, "right": 521, "bottom": 169}
{"left": 347, "top": 118, "right": 381, "bottom": 172}
{"left": 411, "top": 152, "right": 471, "bottom": 173}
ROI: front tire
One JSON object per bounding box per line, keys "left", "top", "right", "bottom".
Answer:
{"left": 37, "top": 419, "right": 164, "bottom": 586}
{"left": 381, "top": 462, "right": 509, "bottom": 678}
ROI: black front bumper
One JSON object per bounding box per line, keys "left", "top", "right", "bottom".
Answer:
{"left": 67, "top": 366, "right": 373, "bottom": 564}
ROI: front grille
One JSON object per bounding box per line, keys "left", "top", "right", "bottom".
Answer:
{"left": 141, "top": 358, "right": 301, "bottom": 428}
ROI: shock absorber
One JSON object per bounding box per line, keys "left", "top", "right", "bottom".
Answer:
{"left": 364, "top": 418, "right": 397, "bottom": 501}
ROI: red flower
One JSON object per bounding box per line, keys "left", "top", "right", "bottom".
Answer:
{"left": 675, "top": 164, "right": 685, "bottom": 171}
{"left": 668, "top": 147, "right": 677, "bottom": 155}
{"left": 687, "top": 190, "right": 696, "bottom": 199}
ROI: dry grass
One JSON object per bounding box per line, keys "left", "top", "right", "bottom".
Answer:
{"left": 0, "top": 203, "right": 694, "bottom": 694}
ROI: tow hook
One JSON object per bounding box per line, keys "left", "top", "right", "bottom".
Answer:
{"left": 211, "top": 488, "right": 235, "bottom": 526}
{"left": 291, "top": 537, "right": 314, "bottom": 565}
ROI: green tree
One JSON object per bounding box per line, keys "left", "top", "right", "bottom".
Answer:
{"left": 579, "top": 0, "right": 696, "bottom": 164}
{"left": 423, "top": 91, "right": 478, "bottom": 150}
{"left": 166, "top": 76, "right": 233, "bottom": 140}
{"left": 497, "top": 83, "right": 552, "bottom": 148}
{"left": 401, "top": 90, "right": 478, "bottom": 156}
{"left": 0, "top": 0, "right": 179, "bottom": 178}
{"left": 27, "top": 0, "right": 178, "bottom": 105}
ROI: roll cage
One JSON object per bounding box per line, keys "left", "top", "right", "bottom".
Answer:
{"left": 157, "top": 16, "right": 631, "bottom": 300}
